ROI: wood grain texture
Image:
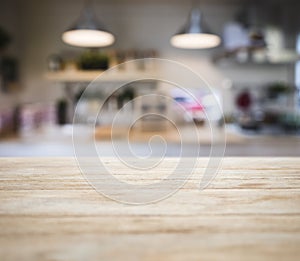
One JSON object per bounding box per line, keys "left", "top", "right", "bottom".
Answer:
{"left": 0, "top": 158, "right": 299, "bottom": 261}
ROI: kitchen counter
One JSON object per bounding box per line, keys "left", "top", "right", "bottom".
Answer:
{"left": 1, "top": 124, "right": 300, "bottom": 157}
{"left": 0, "top": 158, "right": 299, "bottom": 260}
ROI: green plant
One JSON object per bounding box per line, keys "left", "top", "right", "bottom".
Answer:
{"left": 78, "top": 50, "right": 109, "bottom": 70}
{"left": 267, "top": 82, "right": 293, "bottom": 99}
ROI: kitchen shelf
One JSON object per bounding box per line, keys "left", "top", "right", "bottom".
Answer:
{"left": 45, "top": 69, "right": 159, "bottom": 83}
{"left": 213, "top": 48, "right": 299, "bottom": 66}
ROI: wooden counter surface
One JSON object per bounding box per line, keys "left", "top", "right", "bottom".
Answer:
{"left": 0, "top": 158, "right": 299, "bottom": 260}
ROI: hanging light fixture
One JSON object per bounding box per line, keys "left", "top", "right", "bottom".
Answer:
{"left": 170, "top": 8, "right": 220, "bottom": 49}
{"left": 62, "top": 1, "right": 115, "bottom": 48}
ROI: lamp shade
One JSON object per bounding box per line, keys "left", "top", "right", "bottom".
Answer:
{"left": 62, "top": 5, "right": 115, "bottom": 48}
{"left": 170, "top": 8, "right": 220, "bottom": 49}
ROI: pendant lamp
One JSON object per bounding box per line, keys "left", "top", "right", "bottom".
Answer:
{"left": 170, "top": 8, "right": 220, "bottom": 49}
{"left": 62, "top": 1, "right": 115, "bottom": 48}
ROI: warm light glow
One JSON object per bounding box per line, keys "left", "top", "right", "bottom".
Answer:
{"left": 62, "top": 29, "right": 115, "bottom": 47}
{"left": 170, "top": 33, "right": 221, "bottom": 49}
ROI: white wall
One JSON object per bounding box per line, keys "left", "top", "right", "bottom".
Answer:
{"left": 1, "top": 0, "right": 292, "bottom": 114}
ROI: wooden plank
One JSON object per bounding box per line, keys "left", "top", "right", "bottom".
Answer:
{"left": 0, "top": 158, "right": 299, "bottom": 260}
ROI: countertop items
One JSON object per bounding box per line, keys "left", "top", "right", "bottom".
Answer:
{"left": 0, "top": 158, "right": 299, "bottom": 260}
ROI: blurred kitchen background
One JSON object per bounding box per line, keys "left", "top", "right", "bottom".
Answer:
{"left": 0, "top": 0, "right": 300, "bottom": 156}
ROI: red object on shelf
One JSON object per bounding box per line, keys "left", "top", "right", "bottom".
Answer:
{"left": 236, "top": 91, "right": 252, "bottom": 110}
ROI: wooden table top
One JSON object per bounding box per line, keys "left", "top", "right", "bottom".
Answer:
{"left": 0, "top": 158, "right": 299, "bottom": 261}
